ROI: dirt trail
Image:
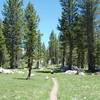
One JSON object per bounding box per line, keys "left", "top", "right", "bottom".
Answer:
{"left": 50, "top": 78, "right": 58, "bottom": 100}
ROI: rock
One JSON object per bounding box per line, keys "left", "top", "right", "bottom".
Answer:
{"left": 60, "top": 65, "right": 82, "bottom": 72}
{"left": 95, "top": 72, "right": 100, "bottom": 75}
{"left": 79, "top": 72, "right": 85, "bottom": 76}
{"left": 17, "top": 71, "right": 24, "bottom": 74}
{"left": 0, "top": 67, "right": 25, "bottom": 74}
{"left": 95, "top": 66, "right": 100, "bottom": 72}
{"left": 91, "top": 73, "right": 95, "bottom": 76}
{"left": 2, "top": 69, "right": 14, "bottom": 74}
{"left": 31, "top": 74, "right": 35, "bottom": 76}
{"left": 24, "top": 68, "right": 27, "bottom": 70}
{"left": 45, "top": 76, "right": 49, "bottom": 80}
{"left": 65, "top": 70, "right": 77, "bottom": 74}
{"left": 60, "top": 65, "right": 69, "bottom": 72}
{"left": 51, "top": 70, "right": 54, "bottom": 74}
{"left": 72, "top": 66, "right": 80, "bottom": 71}
{"left": 0, "top": 67, "right": 3, "bottom": 73}
{"left": 39, "top": 68, "right": 44, "bottom": 71}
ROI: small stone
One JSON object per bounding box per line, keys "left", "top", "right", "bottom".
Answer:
{"left": 45, "top": 76, "right": 49, "bottom": 80}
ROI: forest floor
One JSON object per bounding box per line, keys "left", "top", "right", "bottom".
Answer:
{"left": 0, "top": 68, "right": 100, "bottom": 100}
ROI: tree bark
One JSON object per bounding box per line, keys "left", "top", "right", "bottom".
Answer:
{"left": 68, "top": 43, "right": 73, "bottom": 70}
{"left": 62, "top": 48, "right": 65, "bottom": 66}
{"left": 86, "top": 1, "right": 95, "bottom": 72}
{"left": 80, "top": 51, "right": 85, "bottom": 68}
{"left": 36, "top": 60, "right": 40, "bottom": 69}
{"left": 26, "top": 58, "right": 33, "bottom": 80}
{"left": 0, "top": 51, "right": 3, "bottom": 67}
{"left": 10, "top": 42, "right": 15, "bottom": 69}
{"left": 77, "top": 48, "right": 85, "bottom": 68}
{"left": 77, "top": 48, "right": 81, "bottom": 68}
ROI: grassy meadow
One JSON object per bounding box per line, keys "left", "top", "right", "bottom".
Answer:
{"left": 56, "top": 73, "right": 100, "bottom": 100}
{"left": 0, "top": 70, "right": 52, "bottom": 100}
{"left": 0, "top": 69, "right": 100, "bottom": 100}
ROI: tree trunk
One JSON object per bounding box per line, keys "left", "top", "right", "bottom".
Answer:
{"left": 68, "top": 43, "right": 73, "bottom": 70}
{"left": 10, "top": 45, "right": 15, "bottom": 69}
{"left": 15, "top": 53, "right": 18, "bottom": 68}
{"left": 80, "top": 50, "right": 85, "bottom": 68}
{"left": 88, "top": 49, "right": 95, "bottom": 72}
{"left": 87, "top": 22, "right": 95, "bottom": 72}
{"left": 86, "top": 2, "right": 95, "bottom": 72}
{"left": 36, "top": 60, "right": 39, "bottom": 69}
{"left": 26, "top": 58, "right": 33, "bottom": 80}
{"left": 62, "top": 49, "right": 65, "bottom": 66}
{"left": 77, "top": 48, "right": 85, "bottom": 68}
{"left": 10, "top": 39, "right": 16, "bottom": 69}
{"left": 77, "top": 48, "right": 81, "bottom": 68}
{"left": 0, "top": 51, "right": 3, "bottom": 67}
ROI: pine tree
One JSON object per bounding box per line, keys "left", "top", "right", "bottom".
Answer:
{"left": 25, "top": 2, "right": 39, "bottom": 79}
{"left": 94, "top": 0, "right": 100, "bottom": 66}
{"left": 83, "top": 0, "right": 99, "bottom": 72}
{"left": 0, "top": 20, "right": 9, "bottom": 67}
{"left": 95, "top": 25, "right": 100, "bottom": 66}
{"left": 95, "top": 39, "right": 100, "bottom": 65}
{"left": 3, "top": 0, "right": 23, "bottom": 68}
{"left": 36, "top": 31, "right": 42, "bottom": 68}
{"left": 74, "top": 14, "right": 86, "bottom": 68}
{"left": 0, "top": 21, "right": 5, "bottom": 67}
{"left": 48, "top": 30, "right": 59, "bottom": 64}
{"left": 58, "top": 0, "right": 78, "bottom": 69}
{"left": 41, "top": 43, "right": 47, "bottom": 66}
{"left": 58, "top": 11, "right": 67, "bottom": 66}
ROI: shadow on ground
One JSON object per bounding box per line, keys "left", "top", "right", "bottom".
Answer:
{"left": 35, "top": 70, "right": 51, "bottom": 73}
{"left": 14, "top": 77, "right": 27, "bottom": 80}
{"left": 35, "top": 68, "right": 62, "bottom": 74}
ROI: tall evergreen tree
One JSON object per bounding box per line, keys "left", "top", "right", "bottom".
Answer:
{"left": 36, "top": 31, "right": 42, "bottom": 68}
{"left": 0, "top": 20, "right": 8, "bottom": 67}
{"left": 74, "top": 14, "right": 86, "bottom": 68}
{"left": 58, "top": 0, "right": 78, "bottom": 69}
{"left": 41, "top": 43, "right": 47, "bottom": 66}
{"left": 58, "top": 9, "right": 68, "bottom": 66}
{"left": 0, "top": 22, "right": 4, "bottom": 67}
{"left": 95, "top": 22, "right": 100, "bottom": 66}
{"left": 83, "top": 0, "right": 99, "bottom": 72}
{"left": 3, "top": 0, "right": 23, "bottom": 68}
{"left": 25, "top": 2, "right": 39, "bottom": 79}
{"left": 48, "top": 30, "right": 59, "bottom": 64}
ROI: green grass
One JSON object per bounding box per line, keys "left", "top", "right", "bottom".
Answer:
{"left": 0, "top": 69, "right": 100, "bottom": 100}
{"left": 0, "top": 70, "right": 52, "bottom": 100}
{"left": 56, "top": 73, "right": 100, "bottom": 100}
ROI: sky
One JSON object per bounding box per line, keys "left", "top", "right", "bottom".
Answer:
{"left": 0, "top": 0, "right": 61, "bottom": 47}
